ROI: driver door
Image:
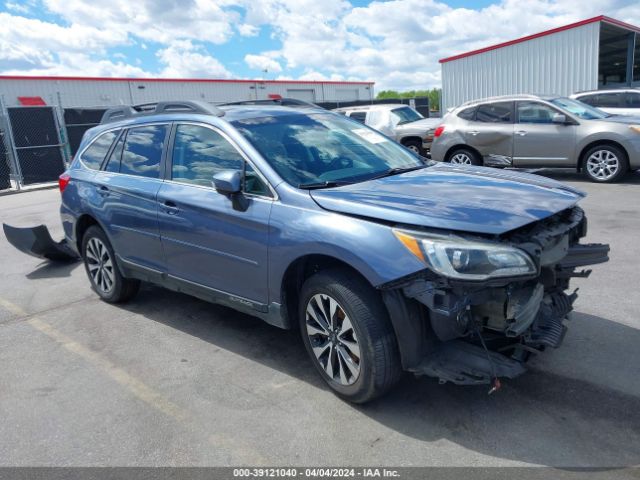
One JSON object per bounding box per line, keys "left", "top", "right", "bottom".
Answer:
{"left": 157, "top": 123, "right": 274, "bottom": 305}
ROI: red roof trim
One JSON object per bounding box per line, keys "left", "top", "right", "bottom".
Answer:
{"left": 0, "top": 75, "right": 373, "bottom": 86}
{"left": 439, "top": 15, "right": 640, "bottom": 64}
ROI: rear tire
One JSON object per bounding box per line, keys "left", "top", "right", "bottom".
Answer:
{"left": 299, "top": 268, "right": 402, "bottom": 403}
{"left": 81, "top": 225, "right": 140, "bottom": 303}
{"left": 582, "top": 144, "right": 628, "bottom": 183}
{"left": 448, "top": 148, "right": 482, "bottom": 166}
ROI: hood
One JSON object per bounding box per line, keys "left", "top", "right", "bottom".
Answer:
{"left": 310, "top": 163, "right": 584, "bottom": 235}
{"left": 396, "top": 117, "right": 441, "bottom": 133}
{"left": 599, "top": 115, "right": 640, "bottom": 125}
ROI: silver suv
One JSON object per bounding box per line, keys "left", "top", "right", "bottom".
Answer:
{"left": 333, "top": 104, "right": 441, "bottom": 156}
{"left": 571, "top": 89, "right": 640, "bottom": 117}
{"left": 430, "top": 94, "right": 640, "bottom": 182}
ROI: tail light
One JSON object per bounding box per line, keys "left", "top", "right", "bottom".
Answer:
{"left": 434, "top": 125, "right": 445, "bottom": 138}
{"left": 58, "top": 173, "right": 71, "bottom": 193}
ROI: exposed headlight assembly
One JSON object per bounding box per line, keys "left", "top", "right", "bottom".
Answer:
{"left": 394, "top": 230, "right": 537, "bottom": 281}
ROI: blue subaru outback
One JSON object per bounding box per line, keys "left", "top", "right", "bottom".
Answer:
{"left": 53, "top": 100, "right": 608, "bottom": 402}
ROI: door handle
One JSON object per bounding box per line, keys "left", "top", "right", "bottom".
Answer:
{"left": 515, "top": 130, "right": 527, "bottom": 136}
{"left": 468, "top": 130, "right": 479, "bottom": 136}
{"left": 98, "top": 186, "right": 110, "bottom": 196}
{"left": 163, "top": 200, "right": 180, "bottom": 215}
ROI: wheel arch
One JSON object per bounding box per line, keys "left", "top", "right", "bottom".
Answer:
{"left": 279, "top": 254, "right": 376, "bottom": 330}
{"left": 577, "top": 139, "right": 629, "bottom": 172}
{"left": 400, "top": 136, "right": 422, "bottom": 146}
{"left": 444, "top": 144, "right": 482, "bottom": 163}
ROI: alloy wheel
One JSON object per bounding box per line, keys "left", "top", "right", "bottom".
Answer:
{"left": 305, "top": 293, "right": 361, "bottom": 386}
{"left": 85, "top": 237, "right": 115, "bottom": 294}
{"left": 407, "top": 144, "right": 420, "bottom": 154}
{"left": 586, "top": 150, "right": 619, "bottom": 181}
{"left": 450, "top": 153, "right": 472, "bottom": 165}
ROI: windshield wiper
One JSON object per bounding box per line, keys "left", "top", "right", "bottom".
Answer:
{"left": 298, "top": 180, "right": 355, "bottom": 190}
{"left": 365, "top": 164, "right": 427, "bottom": 181}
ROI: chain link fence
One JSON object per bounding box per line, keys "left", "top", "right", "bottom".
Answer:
{"left": 64, "top": 108, "right": 107, "bottom": 156}
{"left": 0, "top": 129, "right": 11, "bottom": 191}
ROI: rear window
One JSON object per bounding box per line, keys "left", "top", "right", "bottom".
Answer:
{"left": 476, "top": 102, "right": 512, "bottom": 123}
{"left": 120, "top": 125, "right": 168, "bottom": 178}
{"left": 81, "top": 130, "right": 119, "bottom": 169}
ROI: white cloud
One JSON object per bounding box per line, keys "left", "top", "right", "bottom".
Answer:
{"left": 245, "top": 53, "right": 282, "bottom": 73}
{"left": 157, "top": 40, "right": 232, "bottom": 78}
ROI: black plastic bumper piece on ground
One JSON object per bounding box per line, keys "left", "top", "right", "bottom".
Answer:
{"left": 411, "top": 340, "right": 526, "bottom": 385}
{"left": 2, "top": 224, "right": 79, "bottom": 261}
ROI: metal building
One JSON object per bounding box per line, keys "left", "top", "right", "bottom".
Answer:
{"left": 0, "top": 76, "right": 374, "bottom": 108}
{"left": 440, "top": 15, "right": 640, "bottom": 111}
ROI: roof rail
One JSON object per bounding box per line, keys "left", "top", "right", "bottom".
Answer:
{"left": 459, "top": 93, "right": 540, "bottom": 107}
{"left": 100, "top": 100, "right": 224, "bottom": 124}
{"left": 220, "top": 98, "right": 320, "bottom": 108}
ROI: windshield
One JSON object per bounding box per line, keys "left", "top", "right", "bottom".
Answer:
{"left": 233, "top": 112, "right": 424, "bottom": 188}
{"left": 391, "top": 106, "right": 423, "bottom": 125}
{"left": 550, "top": 97, "right": 610, "bottom": 120}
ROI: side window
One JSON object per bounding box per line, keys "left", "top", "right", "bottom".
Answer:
{"left": 624, "top": 92, "right": 640, "bottom": 108}
{"left": 104, "top": 132, "right": 125, "bottom": 172}
{"left": 349, "top": 111, "right": 367, "bottom": 123}
{"left": 595, "top": 93, "right": 622, "bottom": 108}
{"left": 244, "top": 163, "right": 271, "bottom": 197}
{"left": 476, "top": 102, "right": 512, "bottom": 123}
{"left": 120, "top": 125, "right": 168, "bottom": 178}
{"left": 457, "top": 106, "right": 476, "bottom": 120}
{"left": 578, "top": 94, "right": 598, "bottom": 107}
{"left": 171, "top": 124, "right": 244, "bottom": 187}
{"left": 81, "top": 130, "right": 119, "bottom": 170}
{"left": 516, "top": 101, "right": 558, "bottom": 124}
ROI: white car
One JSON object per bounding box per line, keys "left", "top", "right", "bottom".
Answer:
{"left": 570, "top": 89, "right": 640, "bottom": 116}
{"left": 333, "top": 104, "right": 441, "bottom": 156}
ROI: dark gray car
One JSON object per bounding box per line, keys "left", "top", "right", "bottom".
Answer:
{"left": 430, "top": 94, "right": 640, "bottom": 182}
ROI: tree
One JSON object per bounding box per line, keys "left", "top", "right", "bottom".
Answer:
{"left": 376, "top": 88, "right": 441, "bottom": 110}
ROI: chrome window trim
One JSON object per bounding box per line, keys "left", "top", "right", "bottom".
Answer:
{"left": 91, "top": 122, "right": 172, "bottom": 179}
{"left": 170, "top": 121, "right": 278, "bottom": 201}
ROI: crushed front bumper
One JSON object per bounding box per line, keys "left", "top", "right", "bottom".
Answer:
{"left": 381, "top": 206, "right": 610, "bottom": 386}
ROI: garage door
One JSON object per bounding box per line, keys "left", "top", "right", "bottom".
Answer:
{"left": 286, "top": 89, "right": 316, "bottom": 102}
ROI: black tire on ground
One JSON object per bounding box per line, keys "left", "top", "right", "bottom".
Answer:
{"left": 298, "top": 268, "right": 402, "bottom": 403}
{"left": 403, "top": 139, "right": 424, "bottom": 157}
{"left": 582, "top": 144, "right": 629, "bottom": 183}
{"left": 81, "top": 225, "right": 140, "bottom": 303}
{"left": 447, "top": 147, "right": 482, "bottom": 166}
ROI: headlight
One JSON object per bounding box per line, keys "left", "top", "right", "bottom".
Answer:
{"left": 393, "top": 230, "right": 537, "bottom": 280}
{"left": 629, "top": 125, "right": 640, "bottom": 134}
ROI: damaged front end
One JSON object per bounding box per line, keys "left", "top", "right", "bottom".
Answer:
{"left": 381, "top": 206, "right": 609, "bottom": 388}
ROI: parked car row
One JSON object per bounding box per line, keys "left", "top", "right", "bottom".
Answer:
{"left": 429, "top": 93, "right": 640, "bottom": 183}
{"left": 333, "top": 104, "right": 441, "bottom": 156}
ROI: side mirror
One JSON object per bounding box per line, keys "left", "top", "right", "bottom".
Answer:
{"left": 212, "top": 170, "right": 242, "bottom": 195}
{"left": 552, "top": 113, "right": 567, "bottom": 124}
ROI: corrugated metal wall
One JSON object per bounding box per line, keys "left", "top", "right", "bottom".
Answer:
{"left": 441, "top": 22, "right": 600, "bottom": 111}
{"left": 0, "top": 78, "right": 374, "bottom": 107}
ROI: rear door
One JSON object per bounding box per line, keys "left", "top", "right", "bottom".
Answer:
{"left": 463, "top": 102, "right": 514, "bottom": 164}
{"left": 95, "top": 123, "right": 169, "bottom": 271}
{"left": 157, "top": 122, "right": 273, "bottom": 305}
{"left": 512, "top": 101, "right": 576, "bottom": 167}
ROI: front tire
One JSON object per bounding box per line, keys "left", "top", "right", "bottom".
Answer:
{"left": 583, "top": 144, "right": 628, "bottom": 183}
{"left": 403, "top": 139, "right": 423, "bottom": 156}
{"left": 81, "top": 225, "right": 140, "bottom": 303}
{"left": 299, "top": 268, "right": 401, "bottom": 403}
{"left": 448, "top": 147, "right": 482, "bottom": 166}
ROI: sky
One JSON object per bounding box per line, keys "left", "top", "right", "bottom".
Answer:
{"left": 0, "top": 0, "right": 639, "bottom": 91}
